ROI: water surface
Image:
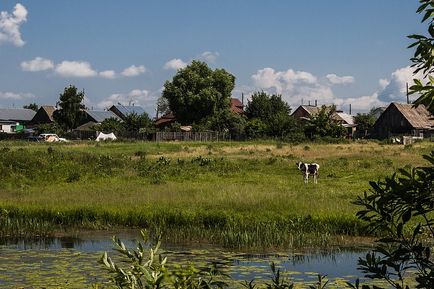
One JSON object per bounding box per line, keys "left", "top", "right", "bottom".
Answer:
{"left": 0, "top": 231, "right": 372, "bottom": 288}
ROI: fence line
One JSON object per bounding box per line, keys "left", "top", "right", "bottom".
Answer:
{"left": 154, "top": 131, "right": 230, "bottom": 142}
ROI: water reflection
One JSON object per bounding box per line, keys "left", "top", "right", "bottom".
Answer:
{"left": 0, "top": 233, "right": 371, "bottom": 288}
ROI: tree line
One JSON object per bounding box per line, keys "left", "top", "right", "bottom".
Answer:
{"left": 27, "top": 60, "right": 382, "bottom": 140}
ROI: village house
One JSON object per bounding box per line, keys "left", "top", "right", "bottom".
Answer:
{"left": 31, "top": 105, "right": 56, "bottom": 125}
{"left": 372, "top": 102, "right": 434, "bottom": 139}
{"left": 0, "top": 108, "right": 36, "bottom": 133}
{"left": 109, "top": 104, "right": 146, "bottom": 120}
{"left": 291, "top": 104, "right": 356, "bottom": 137}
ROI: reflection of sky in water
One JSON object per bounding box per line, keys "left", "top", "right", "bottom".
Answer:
{"left": 0, "top": 233, "right": 370, "bottom": 287}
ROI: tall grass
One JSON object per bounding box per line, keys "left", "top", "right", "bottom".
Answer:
{"left": 0, "top": 140, "right": 431, "bottom": 248}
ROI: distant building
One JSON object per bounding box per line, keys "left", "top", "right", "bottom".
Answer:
{"left": 372, "top": 102, "right": 434, "bottom": 139}
{"left": 291, "top": 105, "right": 320, "bottom": 122}
{"left": 292, "top": 105, "right": 356, "bottom": 137}
{"left": 230, "top": 98, "right": 244, "bottom": 114}
{"left": 31, "top": 105, "right": 56, "bottom": 125}
{"left": 155, "top": 112, "right": 176, "bottom": 129}
{"left": 0, "top": 108, "right": 36, "bottom": 133}
{"left": 109, "top": 104, "right": 146, "bottom": 120}
{"left": 84, "top": 110, "right": 121, "bottom": 123}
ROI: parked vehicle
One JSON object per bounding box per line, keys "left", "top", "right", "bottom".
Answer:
{"left": 39, "top": 133, "right": 68, "bottom": 142}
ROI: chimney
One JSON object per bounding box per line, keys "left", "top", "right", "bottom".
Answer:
{"left": 308, "top": 100, "right": 311, "bottom": 106}
{"left": 315, "top": 99, "right": 317, "bottom": 107}
{"left": 406, "top": 82, "right": 410, "bottom": 104}
{"left": 349, "top": 104, "right": 352, "bottom": 115}
{"left": 242, "top": 93, "right": 244, "bottom": 105}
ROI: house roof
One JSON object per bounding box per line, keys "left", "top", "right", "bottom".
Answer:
{"left": 0, "top": 108, "right": 36, "bottom": 122}
{"left": 110, "top": 104, "right": 146, "bottom": 117}
{"left": 301, "top": 105, "right": 321, "bottom": 115}
{"left": 392, "top": 102, "right": 434, "bottom": 130}
{"left": 74, "top": 121, "right": 97, "bottom": 131}
{"left": 40, "top": 106, "right": 56, "bottom": 121}
{"left": 155, "top": 113, "right": 176, "bottom": 127}
{"left": 86, "top": 110, "right": 121, "bottom": 123}
{"left": 230, "top": 98, "right": 244, "bottom": 114}
{"left": 334, "top": 112, "right": 355, "bottom": 126}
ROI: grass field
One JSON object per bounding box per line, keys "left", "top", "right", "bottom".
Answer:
{"left": 0, "top": 140, "right": 432, "bottom": 248}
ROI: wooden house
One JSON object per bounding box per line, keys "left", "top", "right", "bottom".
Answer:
{"left": 31, "top": 105, "right": 56, "bottom": 124}
{"left": 372, "top": 102, "right": 434, "bottom": 139}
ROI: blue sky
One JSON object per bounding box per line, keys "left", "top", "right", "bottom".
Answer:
{"left": 0, "top": 1, "right": 426, "bottom": 115}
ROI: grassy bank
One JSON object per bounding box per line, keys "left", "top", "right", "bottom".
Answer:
{"left": 0, "top": 140, "right": 431, "bottom": 248}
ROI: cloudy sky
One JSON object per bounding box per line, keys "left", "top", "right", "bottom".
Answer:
{"left": 0, "top": 1, "right": 427, "bottom": 115}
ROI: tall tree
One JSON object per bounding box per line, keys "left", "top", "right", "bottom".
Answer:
{"left": 244, "top": 91, "right": 296, "bottom": 137}
{"left": 408, "top": 0, "right": 434, "bottom": 113}
{"left": 53, "top": 85, "right": 86, "bottom": 131}
{"left": 23, "top": 103, "right": 39, "bottom": 112}
{"left": 162, "top": 60, "right": 235, "bottom": 124}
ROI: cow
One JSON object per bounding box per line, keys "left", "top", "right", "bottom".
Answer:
{"left": 296, "top": 162, "right": 320, "bottom": 184}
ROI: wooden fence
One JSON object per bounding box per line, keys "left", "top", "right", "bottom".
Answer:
{"left": 154, "top": 131, "right": 230, "bottom": 142}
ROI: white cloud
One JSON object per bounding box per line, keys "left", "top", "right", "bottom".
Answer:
{"left": 252, "top": 68, "right": 317, "bottom": 92}
{"left": 164, "top": 58, "right": 187, "bottom": 70}
{"left": 0, "top": 3, "right": 27, "bottom": 47}
{"left": 97, "top": 89, "right": 157, "bottom": 113}
{"left": 326, "top": 74, "right": 355, "bottom": 85}
{"left": 377, "top": 66, "right": 423, "bottom": 102}
{"left": 199, "top": 51, "right": 219, "bottom": 63}
{"left": 21, "top": 57, "right": 54, "bottom": 71}
{"left": 99, "top": 70, "right": 116, "bottom": 79}
{"left": 334, "top": 93, "right": 384, "bottom": 112}
{"left": 121, "top": 65, "right": 146, "bottom": 77}
{"left": 378, "top": 78, "right": 390, "bottom": 90}
{"left": 55, "top": 61, "right": 98, "bottom": 78}
{"left": 245, "top": 67, "right": 385, "bottom": 113}
{"left": 0, "top": 91, "right": 34, "bottom": 100}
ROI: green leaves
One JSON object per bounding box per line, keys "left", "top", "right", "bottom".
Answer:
{"left": 162, "top": 61, "right": 235, "bottom": 125}
{"left": 353, "top": 151, "right": 434, "bottom": 288}
{"left": 408, "top": 0, "right": 434, "bottom": 113}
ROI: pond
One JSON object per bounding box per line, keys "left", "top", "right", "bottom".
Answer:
{"left": 0, "top": 230, "right": 373, "bottom": 288}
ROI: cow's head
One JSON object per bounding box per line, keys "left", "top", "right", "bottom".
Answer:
{"left": 296, "top": 162, "right": 303, "bottom": 170}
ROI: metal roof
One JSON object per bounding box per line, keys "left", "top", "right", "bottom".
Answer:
{"left": 0, "top": 108, "right": 36, "bottom": 121}
{"left": 334, "top": 112, "right": 355, "bottom": 125}
{"left": 392, "top": 102, "right": 434, "bottom": 130}
{"left": 86, "top": 110, "right": 121, "bottom": 123}
{"left": 112, "top": 105, "right": 146, "bottom": 117}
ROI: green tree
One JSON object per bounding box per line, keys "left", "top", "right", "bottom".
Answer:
{"left": 23, "top": 103, "right": 39, "bottom": 112}
{"left": 244, "top": 91, "right": 296, "bottom": 137}
{"left": 53, "top": 85, "right": 86, "bottom": 131}
{"left": 162, "top": 60, "right": 235, "bottom": 124}
{"left": 123, "top": 112, "right": 153, "bottom": 132}
{"left": 304, "top": 105, "right": 346, "bottom": 139}
{"left": 408, "top": 0, "right": 434, "bottom": 113}
{"left": 205, "top": 110, "right": 246, "bottom": 136}
{"left": 352, "top": 152, "right": 434, "bottom": 289}
{"left": 93, "top": 117, "right": 125, "bottom": 133}
{"left": 354, "top": 111, "right": 376, "bottom": 138}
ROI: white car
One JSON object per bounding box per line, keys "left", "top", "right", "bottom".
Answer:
{"left": 39, "top": 133, "right": 68, "bottom": 142}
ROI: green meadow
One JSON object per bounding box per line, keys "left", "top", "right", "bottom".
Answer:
{"left": 0, "top": 140, "right": 431, "bottom": 248}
